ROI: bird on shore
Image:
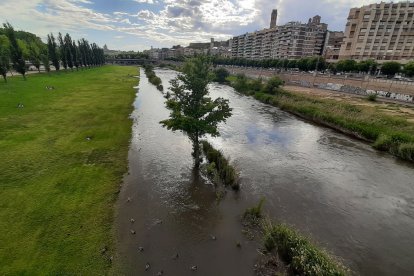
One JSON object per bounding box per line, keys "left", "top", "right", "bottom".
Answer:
{"left": 130, "top": 218, "right": 135, "bottom": 223}
{"left": 130, "top": 229, "right": 136, "bottom": 234}
{"left": 138, "top": 246, "right": 144, "bottom": 252}
{"left": 145, "top": 262, "right": 150, "bottom": 271}
{"left": 191, "top": 265, "right": 197, "bottom": 271}
{"left": 157, "top": 270, "right": 164, "bottom": 275}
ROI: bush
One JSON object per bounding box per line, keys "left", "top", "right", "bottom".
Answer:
{"left": 244, "top": 198, "right": 265, "bottom": 219}
{"left": 233, "top": 73, "right": 249, "bottom": 92}
{"left": 367, "top": 94, "right": 377, "bottom": 101}
{"left": 201, "top": 140, "right": 238, "bottom": 189}
{"left": 213, "top": 67, "right": 230, "bottom": 83}
{"left": 397, "top": 143, "right": 414, "bottom": 161}
{"left": 143, "top": 65, "right": 163, "bottom": 89}
{"left": 264, "top": 77, "right": 284, "bottom": 95}
{"left": 263, "top": 222, "right": 347, "bottom": 276}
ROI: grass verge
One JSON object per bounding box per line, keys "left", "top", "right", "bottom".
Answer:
{"left": 226, "top": 75, "right": 414, "bottom": 162}
{"left": 0, "top": 66, "right": 138, "bottom": 274}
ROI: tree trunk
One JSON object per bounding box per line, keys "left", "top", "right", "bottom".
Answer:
{"left": 2, "top": 74, "right": 7, "bottom": 83}
{"left": 193, "top": 136, "right": 200, "bottom": 168}
{"left": 22, "top": 74, "right": 26, "bottom": 80}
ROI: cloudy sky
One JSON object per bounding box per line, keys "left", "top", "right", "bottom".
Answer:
{"left": 0, "top": 0, "right": 408, "bottom": 51}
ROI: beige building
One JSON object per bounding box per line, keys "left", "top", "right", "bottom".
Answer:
{"left": 231, "top": 14, "right": 328, "bottom": 60}
{"left": 339, "top": 1, "right": 414, "bottom": 63}
{"left": 323, "top": 31, "right": 345, "bottom": 61}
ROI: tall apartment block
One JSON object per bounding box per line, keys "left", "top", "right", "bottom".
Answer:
{"left": 339, "top": 2, "right": 414, "bottom": 63}
{"left": 231, "top": 13, "right": 328, "bottom": 60}
{"left": 270, "top": 9, "right": 278, "bottom": 28}
{"left": 323, "top": 31, "right": 345, "bottom": 60}
{"left": 273, "top": 16, "right": 327, "bottom": 59}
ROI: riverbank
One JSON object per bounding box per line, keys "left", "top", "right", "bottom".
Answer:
{"left": 226, "top": 75, "right": 414, "bottom": 162}
{"left": 0, "top": 66, "right": 138, "bottom": 274}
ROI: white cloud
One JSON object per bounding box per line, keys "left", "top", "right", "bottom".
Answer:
{"left": 0, "top": 0, "right": 410, "bottom": 50}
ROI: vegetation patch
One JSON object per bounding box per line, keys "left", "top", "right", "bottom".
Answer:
{"left": 241, "top": 200, "right": 348, "bottom": 276}
{"left": 226, "top": 74, "right": 414, "bottom": 162}
{"left": 143, "top": 64, "right": 163, "bottom": 91}
{"left": 0, "top": 66, "right": 137, "bottom": 274}
{"left": 262, "top": 221, "right": 348, "bottom": 276}
{"left": 201, "top": 140, "right": 239, "bottom": 190}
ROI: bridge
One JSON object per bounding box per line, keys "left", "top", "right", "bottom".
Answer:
{"left": 105, "top": 58, "right": 158, "bottom": 65}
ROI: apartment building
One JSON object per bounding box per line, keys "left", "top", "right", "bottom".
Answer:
{"left": 231, "top": 13, "right": 328, "bottom": 60}
{"left": 323, "top": 31, "right": 345, "bottom": 60}
{"left": 339, "top": 1, "right": 414, "bottom": 63}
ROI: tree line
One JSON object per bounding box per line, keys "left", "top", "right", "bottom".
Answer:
{"left": 212, "top": 56, "right": 414, "bottom": 78}
{"left": 0, "top": 22, "right": 105, "bottom": 82}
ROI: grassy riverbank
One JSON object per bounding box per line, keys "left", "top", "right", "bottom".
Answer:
{"left": 0, "top": 66, "right": 138, "bottom": 274}
{"left": 227, "top": 75, "right": 414, "bottom": 162}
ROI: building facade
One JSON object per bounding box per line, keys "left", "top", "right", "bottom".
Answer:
{"left": 231, "top": 15, "right": 328, "bottom": 60}
{"left": 339, "top": 1, "right": 414, "bottom": 63}
{"left": 323, "top": 31, "right": 345, "bottom": 61}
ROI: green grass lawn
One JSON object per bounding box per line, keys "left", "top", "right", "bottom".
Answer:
{"left": 0, "top": 66, "right": 138, "bottom": 274}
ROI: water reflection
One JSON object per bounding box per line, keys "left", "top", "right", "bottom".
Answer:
{"left": 117, "top": 68, "right": 414, "bottom": 276}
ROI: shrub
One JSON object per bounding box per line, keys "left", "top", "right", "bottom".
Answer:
{"left": 367, "top": 94, "right": 377, "bottom": 101}
{"left": 263, "top": 222, "right": 347, "bottom": 276}
{"left": 244, "top": 198, "right": 265, "bottom": 219}
{"left": 264, "top": 77, "right": 284, "bottom": 95}
{"left": 201, "top": 140, "right": 238, "bottom": 189}
{"left": 213, "top": 67, "right": 230, "bottom": 83}
{"left": 397, "top": 143, "right": 414, "bottom": 161}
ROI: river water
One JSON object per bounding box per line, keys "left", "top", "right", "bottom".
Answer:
{"left": 116, "top": 68, "right": 414, "bottom": 275}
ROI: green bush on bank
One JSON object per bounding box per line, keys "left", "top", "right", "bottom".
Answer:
{"left": 201, "top": 140, "right": 239, "bottom": 190}
{"left": 143, "top": 64, "right": 163, "bottom": 91}
{"left": 226, "top": 74, "right": 414, "bottom": 162}
{"left": 263, "top": 222, "right": 347, "bottom": 276}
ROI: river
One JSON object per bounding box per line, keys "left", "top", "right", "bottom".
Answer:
{"left": 116, "top": 68, "right": 414, "bottom": 275}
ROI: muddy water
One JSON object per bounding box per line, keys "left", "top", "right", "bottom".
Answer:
{"left": 116, "top": 68, "right": 414, "bottom": 275}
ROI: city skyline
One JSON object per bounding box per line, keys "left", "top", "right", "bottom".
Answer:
{"left": 0, "top": 0, "right": 411, "bottom": 51}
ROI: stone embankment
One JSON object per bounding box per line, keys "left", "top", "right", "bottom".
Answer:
{"left": 297, "top": 81, "right": 414, "bottom": 103}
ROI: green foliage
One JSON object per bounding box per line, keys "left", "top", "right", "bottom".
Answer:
{"left": 264, "top": 76, "right": 284, "bottom": 95}
{"left": 357, "top": 59, "right": 378, "bottom": 73}
{"left": 244, "top": 198, "right": 265, "bottom": 220}
{"left": 213, "top": 67, "right": 230, "bottom": 83}
{"left": 367, "top": 94, "right": 377, "bottom": 101}
{"left": 143, "top": 64, "right": 163, "bottom": 91}
{"left": 263, "top": 222, "right": 347, "bottom": 276}
{"left": 403, "top": 61, "right": 414, "bottom": 77}
{"left": 160, "top": 56, "right": 232, "bottom": 167}
{"left": 0, "top": 34, "right": 10, "bottom": 82}
{"left": 336, "top": 59, "right": 357, "bottom": 72}
{"left": 0, "top": 66, "right": 137, "bottom": 274}
{"left": 201, "top": 141, "right": 238, "bottom": 189}
{"left": 233, "top": 73, "right": 249, "bottom": 92}
{"left": 47, "top": 33, "right": 60, "bottom": 71}
{"left": 3, "top": 22, "right": 26, "bottom": 78}
{"left": 381, "top": 61, "right": 401, "bottom": 76}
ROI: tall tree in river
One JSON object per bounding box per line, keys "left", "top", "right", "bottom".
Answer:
{"left": 58, "top": 32, "right": 67, "bottom": 69}
{"left": 3, "top": 22, "right": 27, "bottom": 79}
{"left": 47, "top": 33, "right": 60, "bottom": 71}
{"left": 0, "top": 34, "right": 11, "bottom": 82}
{"left": 160, "top": 56, "right": 232, "bottom": 168}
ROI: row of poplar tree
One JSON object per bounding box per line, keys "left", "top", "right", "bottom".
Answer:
{"left": 0, "top": 23, "right": 105, "bottom": 82}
